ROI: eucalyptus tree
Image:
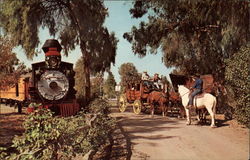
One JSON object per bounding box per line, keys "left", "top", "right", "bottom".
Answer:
{"left": 0, "top": 0, "right": 118, "bottom": 103}
{"left": 118, "top": 62, "right": 140, "bottom": 89}
{"left": 74, "top": 58, "right": 85, "bottom": 104}
{"left": 74, "top": 57, "right": 104, "bottom": 105}
{"left": 124, "top": 0, "right": 249, "bottom": 80}
{"left": 103, "top": 71, "right": 116, "bottom": 98}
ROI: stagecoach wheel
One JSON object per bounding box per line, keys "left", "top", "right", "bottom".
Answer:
{"left": 133, "top": 100, "right": 142, "bottom": 114}
{"left": 118, "top": 95, "right": 127, "bottom": 112}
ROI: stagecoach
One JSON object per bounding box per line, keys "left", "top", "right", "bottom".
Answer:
{"left": 118, "top": 80, "right": 161, "bottom": 114}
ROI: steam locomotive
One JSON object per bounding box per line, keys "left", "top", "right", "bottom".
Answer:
{"left": 0, "top": 39, "right": 79, "bottom": 116}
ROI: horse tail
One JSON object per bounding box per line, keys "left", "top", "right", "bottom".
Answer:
{"left": 212, "top": 96, "right": 217, "bottom": 114}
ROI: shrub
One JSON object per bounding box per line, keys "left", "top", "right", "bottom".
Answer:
{"left": 0, "top": 147, "right": 8, "bottom": 159}
{"left": 2, "top": 99, "right": 115, "bottom": 160}
{"left": 88, "top": 98, "right": 111, "bottom": 115}
{"left": 225, "top": 44, "right": 250, "bottom": 128}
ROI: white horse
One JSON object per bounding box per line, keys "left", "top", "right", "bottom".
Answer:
{"left": 178, "top": 85, "right": 217, "bottom": 128}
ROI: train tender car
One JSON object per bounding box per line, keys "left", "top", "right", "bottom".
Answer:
{"left": 0, "top": 74, "right": 30, "bottom": 113}
{"left": 28, "top": 39, "right": 79, "bottom": 116}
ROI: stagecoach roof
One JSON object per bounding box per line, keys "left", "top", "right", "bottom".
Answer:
{"left": 169, "top": 74, "right": 215, "bottom": 93}
{"left": 169, "top": 74, "right": 189, "bottom": 92}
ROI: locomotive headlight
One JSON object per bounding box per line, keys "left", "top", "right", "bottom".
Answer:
{"left": 37, "top": 70, "right": 69, "bottom": 101}
{"left": 45, "top": 56, "right": 61, "bottom": 69}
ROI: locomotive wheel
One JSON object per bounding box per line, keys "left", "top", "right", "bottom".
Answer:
{"left": 118, "top": 94, "right": 127, "bottom": 112}
{"left": 133, "top": 100, "right": 142, "bottom": 114}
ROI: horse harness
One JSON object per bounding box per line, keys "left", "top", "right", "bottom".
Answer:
{"left": 155, "top": 92, "right": 167, "bottom": 102}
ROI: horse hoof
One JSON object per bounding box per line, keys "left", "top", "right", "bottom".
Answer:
{"left": 186, "top": 122, "right": 191, "bottom": 125}
{"left": 210, "top": 125, "right": 217, "bottom": 128}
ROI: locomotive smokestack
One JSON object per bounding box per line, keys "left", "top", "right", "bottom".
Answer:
{"left": 42, "top": 39, "right": 62, "bottom": 53}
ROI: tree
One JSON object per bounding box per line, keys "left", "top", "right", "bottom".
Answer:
{"left": 225, "top": 44, "right": 250, "bottom": 128}
{"left": 91, "top": 73, "right": 104, "bottom": 98}
{"left": 124, "top": 0, "right": 249, "bottom": 80}
{"left": 0, "top": 36, "right": 26, "bottom": 90}
{"left": 0, "top": 0, "right": 118, "bottom": 103}
{"left": 103, "top": 71, "right": 116, "bottom": 98}
{"left": 75, "top": 58, "right": 104, "bottom": 107}
{"left": 74, "top": 58, "right": 85, "bottom": 105}
{"left": 118, "top": 63, "right": 140, "bottom": 90}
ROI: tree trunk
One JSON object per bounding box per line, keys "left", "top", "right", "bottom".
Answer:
{"left": 81, "top": 43, "right": 91, "bottom": 106}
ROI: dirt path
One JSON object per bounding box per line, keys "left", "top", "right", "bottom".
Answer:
{"left": 110, "top": 107, "right": 249, "bottom": 160}
{"left": 0, "top": 104, "right": 25, "bottom": 152}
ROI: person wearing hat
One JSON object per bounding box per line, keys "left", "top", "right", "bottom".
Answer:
{"left": 187, "top": 74, "right": 203, "bottom": 109}
{"left": 141, "top": 71, "right": 152, "bottom": 89}
{"left": 153, "top": 73, "right": 162, "bottom": 89}
{"left": 141, "top": 71, "right": 150, "bottom": 80}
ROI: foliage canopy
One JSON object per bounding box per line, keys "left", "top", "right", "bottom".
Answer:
{"left": 124, "top": 0, "right": 249, "bottom": 79}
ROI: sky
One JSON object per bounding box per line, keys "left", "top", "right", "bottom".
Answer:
{"left": 15, "top": 1, "right": 173, "bottom": 83}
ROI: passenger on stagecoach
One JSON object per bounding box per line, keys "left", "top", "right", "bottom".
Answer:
{"left": 153, "top": 73, "right": 162, "bottom": 90}
{"left": 187, "top": 74, "right": 203, "bottom": 109}
{"left": 141, "top": 71, "right": 151, "bottom": 88}
{"left": 141, "top": 71, "right": 150, "bottom": 81}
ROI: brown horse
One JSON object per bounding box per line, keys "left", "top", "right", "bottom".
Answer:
{"left": 147, "top": 91, "right": 168, "bottom": 117}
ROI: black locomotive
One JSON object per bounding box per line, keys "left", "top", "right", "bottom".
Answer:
{"left": 28, "top": 39, "right": 79, "bottom": 116}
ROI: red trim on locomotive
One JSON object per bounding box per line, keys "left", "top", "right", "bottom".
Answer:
{"left": 27, "top": 100, "right": 80, "bottom": 117}
{"left": 45, "top": 47, "right": 61, "bottom": 56}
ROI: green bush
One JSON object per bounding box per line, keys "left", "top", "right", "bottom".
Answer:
{"left": 2, "top": 99, "right": 115, "bottom": 160}
{"left": 87, "top": 98, "right": 115, "bottom": 149}
{"left": 0, "top": 147, "right": 8, "bottom": 160}
{"left": 225, "top": 44, "right": 250, "bottom": 128}
{"left": 88, "top": 98, "right": 111, "bottom": 114}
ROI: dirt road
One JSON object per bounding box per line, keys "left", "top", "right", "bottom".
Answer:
{"left": 110, "top": 107, "right": 249, "bottom": 160}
